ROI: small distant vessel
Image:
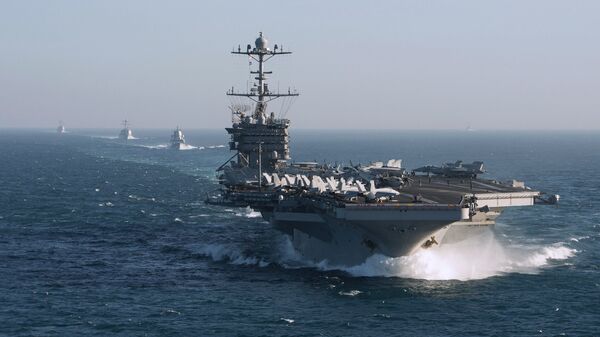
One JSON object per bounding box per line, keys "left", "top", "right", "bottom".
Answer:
{"left": 170, "top": 126, "right": 186, "bottom": 150}
{"left": 118, "top": 120, "right": 134, "bottom": 141}
{"left": 57, "top": 121, "right": 65, "bottom": 134}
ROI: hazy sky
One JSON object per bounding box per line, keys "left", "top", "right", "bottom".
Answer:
{"left": 1, "top": 0, "right": 599, "bottom": 130}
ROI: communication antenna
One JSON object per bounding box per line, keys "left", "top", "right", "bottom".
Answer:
{"left": 227, "top": 32, "right": 300, "bottom": 120}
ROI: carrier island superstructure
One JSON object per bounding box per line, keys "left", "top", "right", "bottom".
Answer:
{"left": 209, "top": 33, "right": 559, "bottom": 265}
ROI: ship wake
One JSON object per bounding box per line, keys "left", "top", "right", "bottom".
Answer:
{"left": 136, "top": 143, "right": 200, "bottom": 150}
{"left": 191, "top": 231, "right": 575, "bottom": 281}
{"left": 194, "top": 243, "right": 270, "bottom": 267}
{"left": 178, "top": 144, "right": 198, "bottom": 150}
{"left": 138, "top": 144, "right": 169, "bottom": 149}
{"left": 323, "top": 231, "right": 575, "bottom": 281}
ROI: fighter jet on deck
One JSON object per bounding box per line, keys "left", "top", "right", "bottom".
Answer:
{"left": 412, "top": 160, "right": 485, "bottom": 178}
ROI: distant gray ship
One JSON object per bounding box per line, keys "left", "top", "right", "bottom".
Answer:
{"left": 170, "top": 126, "right": 186, "bottom": 150}
{"left": 118, "top": 120, "right": 134, "bottom": 141}
{"left": 57, "top": 121, "right": 65, "bottom": 134}
{"left": 208, "top": 33, "right": 559, "bottom": 265}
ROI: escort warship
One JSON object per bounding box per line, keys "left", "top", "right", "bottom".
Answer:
{"left": 170, "top": 126, "right": 186, "bottom": 150}
{"left": 118, "top": 120, "right": 134, "bottom": 141}
{"left": 208, "top": 33, "right": 559, "bottom": 265}
{"left": 56, "top": 121, "right": 66, "bottom": 134}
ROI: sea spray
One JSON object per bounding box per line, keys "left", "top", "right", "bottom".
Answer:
{"left": 235, "top": 206, "right": 262, "bottom": 218}
{"left": 191, "top": 231, "right": 575, "bottom": 281}
{"left": 177, "top": 144, "right": 198, "bottom": 150}
{"left": 276, "top": 231, "right": 575, "bottom": 281}
{"left": 195, "top": 243, "right": 270, "bottom": 267}
{"left": 136, "top": 144, "right": 169, "bottom": 149}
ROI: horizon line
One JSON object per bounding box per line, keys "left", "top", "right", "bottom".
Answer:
{"left": 2, "top": 127, "right": 600, "bottom": 132}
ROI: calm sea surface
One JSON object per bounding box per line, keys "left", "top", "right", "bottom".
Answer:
{"left": 0, "top": 129, "right": 599, "bottom": 336}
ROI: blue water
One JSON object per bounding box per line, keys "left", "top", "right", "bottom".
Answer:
{"left": 1, "top": 129, "right": 599, "bottom": 336}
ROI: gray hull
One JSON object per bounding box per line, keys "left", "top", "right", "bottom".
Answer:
{"left": 441, "top": 221, "right": 495, "bottom": 245}
{"left": 171, "top": 143, "right": 185, "bottom": 150}
{"left": 267, "top": 206, "right": 464, "bottom": 265}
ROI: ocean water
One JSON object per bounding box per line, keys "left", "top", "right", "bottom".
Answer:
{"left": 1, "top": 129, "right": 599, "bottom": 336}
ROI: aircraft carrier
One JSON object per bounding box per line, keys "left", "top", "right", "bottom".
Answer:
{"left": 208, "top": 33, "right": 559, "bottom": 265}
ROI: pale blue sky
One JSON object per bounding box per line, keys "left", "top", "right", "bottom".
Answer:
{"left": 1, "top": 0, "right": 599, "bottom": 129}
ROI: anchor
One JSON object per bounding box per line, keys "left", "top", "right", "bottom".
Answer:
{"left": 421, "top": 236, "right": 439, "bottom": 249}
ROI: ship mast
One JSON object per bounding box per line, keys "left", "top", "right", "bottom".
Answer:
{"left": 227, "top": 32, "right": 299, "bottom": 121}
{"left": 219, "top": 32, "right": 299, "bottom": 181}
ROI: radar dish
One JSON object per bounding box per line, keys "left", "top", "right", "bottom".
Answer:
{"left": 255, "top": 32, "right": 268, "bottom": 50}
{"left": 229, "top": 103, "right": 251, "bottom": 114}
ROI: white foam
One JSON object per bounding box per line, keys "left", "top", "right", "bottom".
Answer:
{"left": 340, "top": 233, "right": 575, "bottom": 281}
{"left": 274, "top": 236, "right": 309, "bottom": 269}
{"left": 178, "top": 144, "right": 197, "bottom": 150}
{"left": 162, "top": 309, "right": 181, "bottom": 315}
{"left": 569, "top": 235, "right": 590, "bottom": 242}
{"left": 276, "top": 232, "right": 576, "bottom": 281}
{"left": 508, "top": 245, "right": 575, "bottom": 270}
{"left": 137, "top": 144, "right": 168, "bottom": 149}
{"left": 338, "top": 290, "right": 362, "bottom": 297}
{"left": 189, "top": 214, "right": 210, "bottom": 218}
{"left": 196, "top": 243, "right": 270, "bottom": 267}
{"left": 246, "top": 211, "right": 262, "bottom": 218}
{"left": 192, "top": 230, "right": 575, "bottom": 281}
{"left": 95, "top": 135, "right": 137, "bottom": 140}
{"left": 235, "top": 207, "right": 262, "bottom": 218}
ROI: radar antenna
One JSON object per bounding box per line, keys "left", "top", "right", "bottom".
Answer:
{"left": 228, "top": 103, "right": 252, "bottom": 123}
{"left": 221, "top": 32, "right": 300, "bottom": 174}
{"left": 228, "top": 32, "right": 299, "bottom": 122}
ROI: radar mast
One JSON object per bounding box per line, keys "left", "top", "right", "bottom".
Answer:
{"left": 227, "top": 32, "right": 299, "bottom": 123}
{"left": 220, "top": 32, "right": 300, "bottom": 177}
